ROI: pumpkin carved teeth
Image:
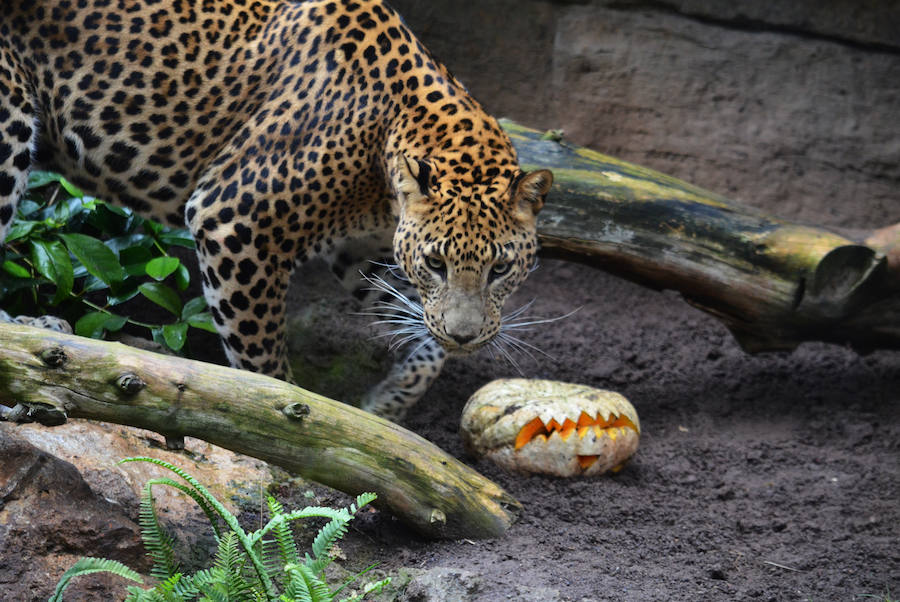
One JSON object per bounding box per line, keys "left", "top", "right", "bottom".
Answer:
{"left": 514, "top": 412, "right": 638, "bottom": 450}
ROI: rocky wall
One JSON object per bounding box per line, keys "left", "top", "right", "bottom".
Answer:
{"left": 390, "top": 0, "right": 900, "bottom": 230}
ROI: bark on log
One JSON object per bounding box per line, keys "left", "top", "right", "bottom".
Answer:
{"left": 0, "top": 323, "right": 521, "bottom": 540}
{"left": 504, "top": 121, "right": 900, "bottom": 353}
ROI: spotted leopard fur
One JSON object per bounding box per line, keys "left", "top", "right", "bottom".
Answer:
{"left": 0, "top": 0, "right": 552, "bottom": 419}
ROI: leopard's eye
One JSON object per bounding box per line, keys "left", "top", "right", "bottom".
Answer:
{"left": 491, "top": 261, "right": 511, "bottom": 277}
{"left": 425, "top": 255, "right": 446, "bottom": 273}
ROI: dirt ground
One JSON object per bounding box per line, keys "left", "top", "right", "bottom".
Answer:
{"left": 275, "top": 255, "right": 898, "bottom": 601}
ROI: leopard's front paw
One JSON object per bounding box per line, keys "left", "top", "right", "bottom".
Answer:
{"left": 361, "top": 381, "right": 413, "bottom": 422}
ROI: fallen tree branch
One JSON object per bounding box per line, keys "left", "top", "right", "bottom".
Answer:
{"left": 505, "top": 121, "right": 900, "bottom": 353}
{"left": 0, "top": 323, "right": 520, "bottom": 540}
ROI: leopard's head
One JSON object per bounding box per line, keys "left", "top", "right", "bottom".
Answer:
{"left": 390, "top": 153, "right": 553, "bottom": 354}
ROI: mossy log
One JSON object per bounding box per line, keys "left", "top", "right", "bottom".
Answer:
{"left": 504, "top": 121, "right": 900, "bottom": 353}
{"left": 0, "top": 323, "right": 520, "bottom": 540}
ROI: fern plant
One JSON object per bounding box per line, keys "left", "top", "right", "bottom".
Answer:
{"left": 49, "top": 457, "right": 390, "bottom": 602}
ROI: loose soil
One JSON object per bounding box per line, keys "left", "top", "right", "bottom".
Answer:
{"left": 287, "top": 258, "right": 900, "bottom": 601}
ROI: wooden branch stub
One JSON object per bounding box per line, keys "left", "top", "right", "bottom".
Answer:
{"left": 282, "top": 403, "right": 310, "bottom": 421}
{"left": 39, "top": 346, "right": 68, "bottom": 368}
{"left": 0, "top": 402, "right": 68, "bottom": 426}
{"left": 116, "top": 372, "right": 147, "bottom": 395}
{"left": 0, "top": 323, "right": 521, "bottom": 540}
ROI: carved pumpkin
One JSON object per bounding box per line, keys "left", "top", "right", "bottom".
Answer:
{"left": 460, "top": 379, "right": 640, "bottom": 477}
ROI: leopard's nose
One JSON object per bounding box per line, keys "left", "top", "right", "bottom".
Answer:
{"left": 451, "top": 333, "right": 476, "bottom": 345}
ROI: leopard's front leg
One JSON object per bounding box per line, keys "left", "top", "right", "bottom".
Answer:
{"left": 185, "top": 172, "right": 298, "bottom": 380}
{"left": 361, "top": 337, "right": 447, "bottom": 421}
{"left": 325, "top": 239, "right": 448, "bottom": 421}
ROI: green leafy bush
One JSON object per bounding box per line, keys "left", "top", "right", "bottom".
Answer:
{"left": 49, "top": 457, "right": 390, "bottom": 601}
{"left": 0, "top": 171, "right": 215, "bottom": 353}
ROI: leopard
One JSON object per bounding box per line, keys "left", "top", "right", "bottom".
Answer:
{"left": 0, "top": 0, "right": 552, "bottom": 420}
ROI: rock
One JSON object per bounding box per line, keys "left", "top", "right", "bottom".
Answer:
{"left": 0, "top": 420, "right": 288, "bottom": 600}
{"left": 0, "top": 428, "right": 144, "bottom": 601}
{"left": 400, "top": 567, "right": 482, "bottom": 601}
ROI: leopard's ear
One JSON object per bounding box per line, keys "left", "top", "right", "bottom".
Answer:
{"left": 512, "top": 169, "right": 553, "bottom": 221}
{"left": 392, "top": 153, "right": 431, "bottom": 212}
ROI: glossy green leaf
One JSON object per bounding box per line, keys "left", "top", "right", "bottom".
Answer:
{"left": 162, "top": 322, "right": 189, "bottom": 351}
{"left": 58, "top": 176, "right": 83, "bottom": 199}
{"left": 103, "top": 314, "right": 128, "bottom": 332}
{"left": 181, "top": 296, "right": 207, "bottom": 320}
{"left": 187, "top": 312, "right": 218, "bottom": 334}
{"left": 98, "top": 202, "right": 131, "bottom": 218}
{"left": 30, "top": 239, "right": 74, "bottom": 304}
{"left": 5, "top": 220, "right": 39, "bottom": 243}
{"left": 120, "top": 246, "right": 154, "bottom": 277}
{"left": 159, "top": 229, "right": 194, "bottom": 248}
{"left": 106, "top": 282, "right": 141, "bottom": 306}
{"left": 106, "top": 233, "right": 156, "bottom": 253}
{"left": 143, "top": 220, "right": 163, "bottom": 236}
{"left": 27, "top": 170, "right": 64, "bottom": 190}
{"left": 53, "top": 197, "right": 89, "bottom": 223}
{"left": 2, "top": 260, "right": 30, "bottom": 279}
{"left": 75, "top": 311, "right": 118, "bottom": 339}
{"left": 16, "top": 199, "right": 41, "bottom": 218}
{"left": 81, "top": 274, "right": 110, "bottom": 293}
{"left": 175, "top": 263, "right": 190, "bottom": 290}
{"left": 59, "top": 233, "right": 126, "bottom": 285}
{"left": 145, "top": 257, "right": 181, "bottom": 281}
{"left": 150, "top": 326, "right": 167, "bottom": 348}
{"left": 138, "top": 282, "right": 182, "bottom": 316}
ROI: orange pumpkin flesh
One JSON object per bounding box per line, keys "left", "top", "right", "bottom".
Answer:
{"left": 577, "top": 455, "right": 599, "bottom": 470}
{"left": 515, "top": 417, "right": 548, "bottom": 450}
{"left": 514, "top": 411, "right": 639, "bottom": 466}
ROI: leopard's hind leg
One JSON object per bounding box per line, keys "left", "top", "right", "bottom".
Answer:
{"left": 0, "top": 46, "right": 37, "bottom": 242}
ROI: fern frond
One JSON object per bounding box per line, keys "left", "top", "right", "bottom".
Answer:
{"left": 250, "top": 507, "right": 350, "bottom": 548}
{"left": 258, "top": 537, "right": 285, "bottom": 586}
{"left": 350, "top": 493, "right": 377, "bottom": 514}
{"left": 120, "top": 457, "right": 277, "bottom": 598}
{"left": 267, "top": 495, "right": 301, "bottom": 568}
{"left": 49, "top": 557, "right": 143, "bottom": 602}
{"left": 120, "top": 458, "right": 241, "bottom": 534}
{"left": 187, "top": 568, "right": 230, "bottom": 602}
{"left": 139, "top": 482, "right": 181, "bottom": 580}
{"left": 307, "top": 494, "right": 374, "bottom": 578}
{"left": 146, "top": 574, "right": 190, "bottom": 601}
{"left": 211, "top": 531, "right": 254, "bottom": 598}
{"left": 283, "top": 562, "right": 331, "bottom": 602}
{"left": 305, "top": 516, "right": 350, "bottom": 576}
{"left": 195, "top": 574, "right": 231, "bottom": 602}
{"left": 145, "top": 476, "right": 223, "bottom": 540}
{"left": 338, "top": 576, "right": 392, "bottom": 602}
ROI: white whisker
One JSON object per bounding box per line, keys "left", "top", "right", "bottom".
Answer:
{"left": 365, "top": 316, "right": 422, "bottom": 327}
{"left": 484, "top": 301, "right": 576, "bottom": 371}
{"left": 390, "top": 331, "right": 428, "bottom": 351}
{"left": 489, "top": 339, "right": 525, "bottom": 376}
{"left": 499, "top": 331, "right": 556, "bottom": 361}
{"left": 501, "top": 306, "right": 582, "bottom": 330}
{"left": 369, "top": 325, "right": 425, "bottom": 339}
{"left": 502, "top": 299, "right": 536, "bottom": 322}
{"left": 365, "top": 260, "right": 408, "bottom": 282}
{"left": 403, "top": 335, "right": 434, "bottom": 360}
